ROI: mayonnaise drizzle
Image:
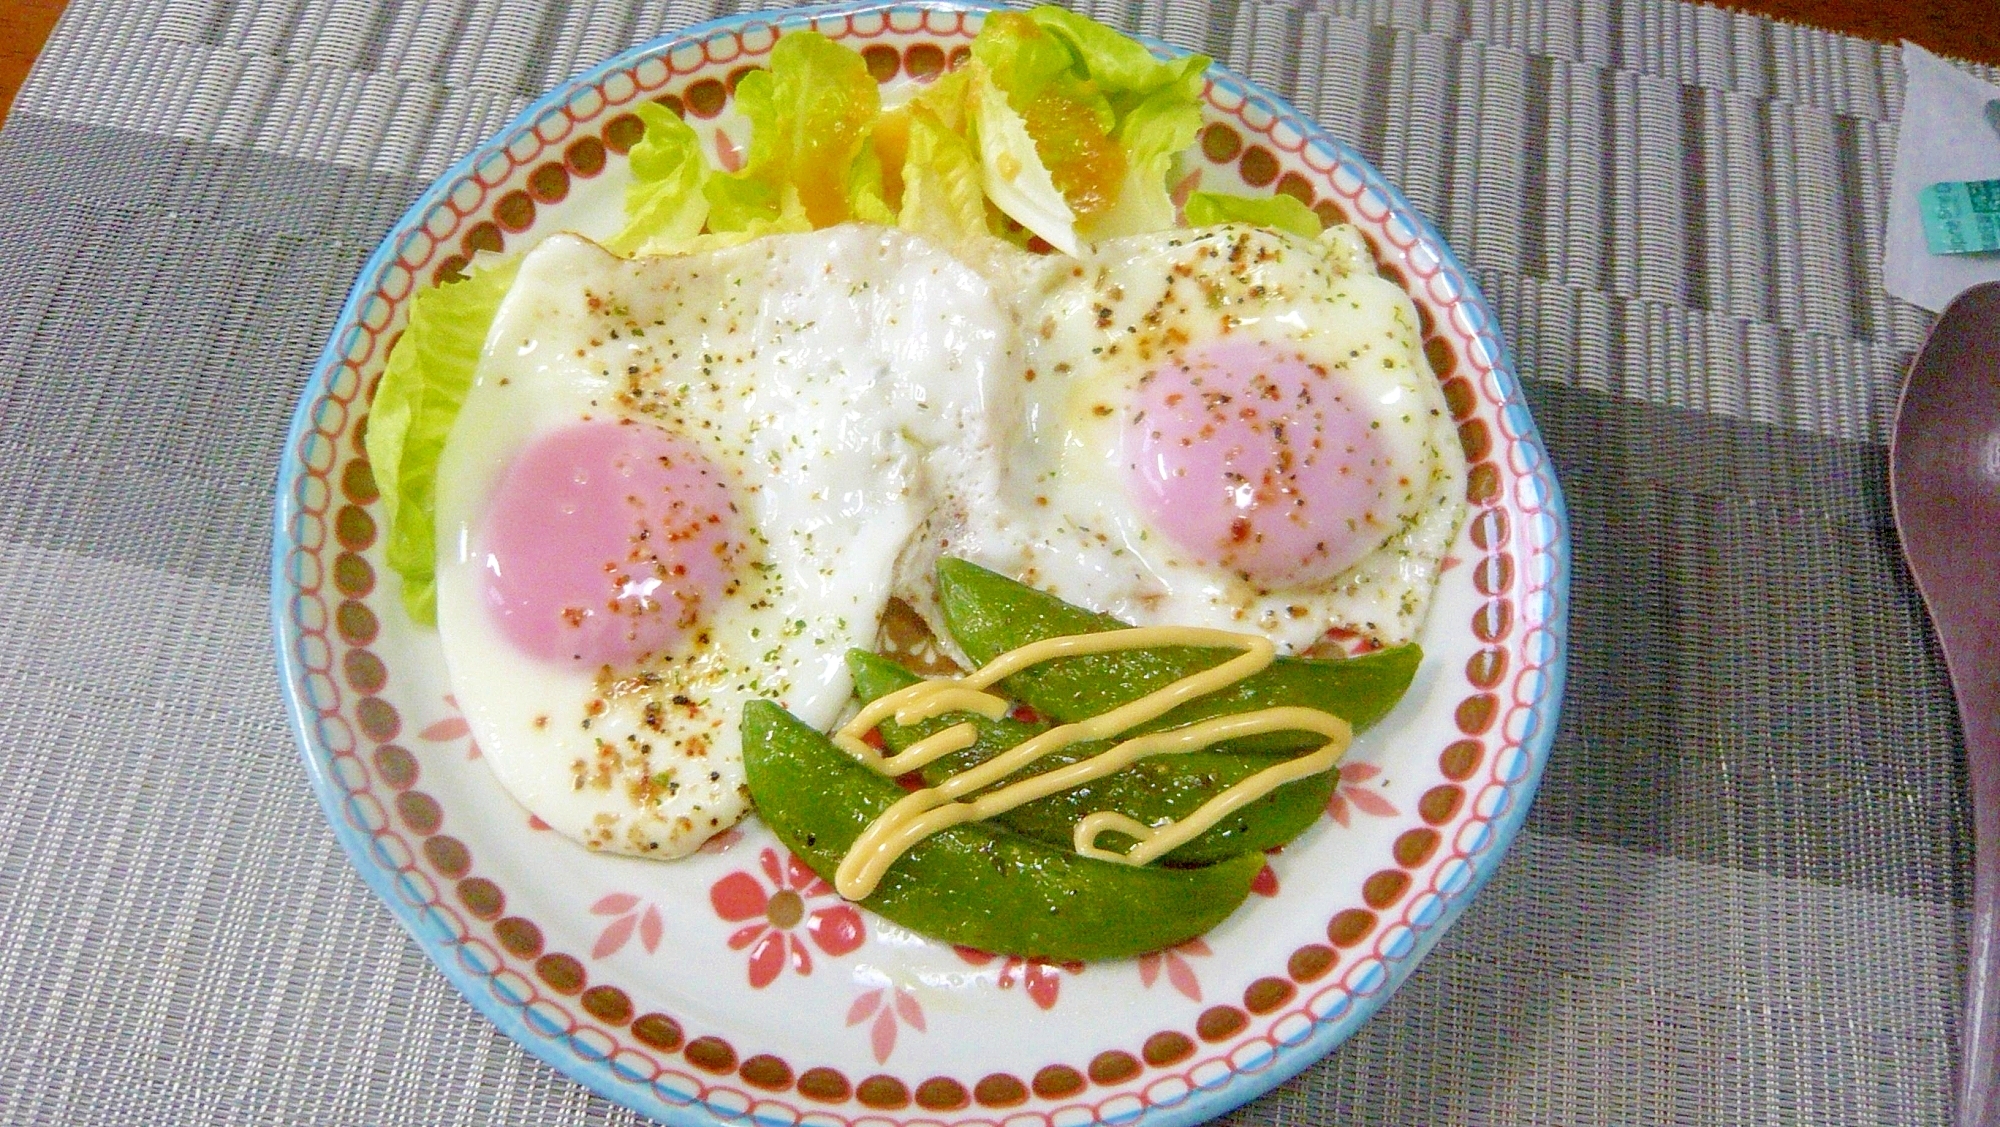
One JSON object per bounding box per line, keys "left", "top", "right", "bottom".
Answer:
{"left": 831, "top": 627, "right": 1353, "bottom": 899}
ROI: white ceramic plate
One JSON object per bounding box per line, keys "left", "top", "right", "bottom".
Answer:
{"left": 273, "top": 4, "right": 1570, "bottom": 1124}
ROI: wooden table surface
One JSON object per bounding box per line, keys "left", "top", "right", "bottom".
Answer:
{"left": 0, "top": 1, "right": 1994, "bottom": 126}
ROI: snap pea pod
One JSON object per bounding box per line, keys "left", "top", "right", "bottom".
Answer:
{"left": 934, "top": 558, "right": 1421, "bottom": 754}
{"left": 846, "top": 650, "right": 1331, "bottom": 864}
{"left": 741, "top": 699, "right": 1264, "bottom": 960}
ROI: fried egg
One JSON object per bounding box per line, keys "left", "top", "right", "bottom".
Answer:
{"left": 434, "top": 218, "right": 1463, "bottom": 861}
{"left": 432, "top": 228, "right": 1017, "bottom": 858}
{"left": 912, "top": 223, "right": 1466, "bottom": 653}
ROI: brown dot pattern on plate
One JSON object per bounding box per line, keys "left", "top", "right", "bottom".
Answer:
{"left": 739, "top": 1054, "right": 793, "bottom": 1091}
{"left": 340, "top": 459, "right": 378, "bottom": 503}
{"left": 432, "top": 254, "right": 468, "bottom": 286}
{"left": 684, "top": 1036, "right": 737, "bottom": 1074}
{"left": 1394, "top": 828, "right": 1441, "bottom": 867}
{"left": 527, "top": 162, "right": 569, "bottom": 204}
{"left": 536, "top": 953, "right": 585, "bottom": 994}
{"left": 603, "top": 112, "right": 646, "bottom": 153}
{"left": 1420, "top": 784, "right": 1467, "bottom": 824}
{"left": 856, "top": 1075, "right": 910, "bottom": 1109}
{"left": 946, "top": 45, "right": 970, "bottom": 70}
{"left": 333, "top": 552, "right": 374, "bottom": 597}
{"left": 651, "top": 93, "right": 685, "bottom": 118}
{"left": 1288, "top": 944, "right": 1337, "bottom": 982}
{"left": 352, "top": 409, "right": 372, "bottom": 451}
{"left": 1032, "top": 1065, "right": 1085, "bottom": 1099}
{"left": 797, "top": 1067, "right": 851, "bottom": 1103}
{"left": 394, "top": 789, "right": 440, "bottom": 834}
{"left": 564, "top": 137, "right": 606, "bottom": 178}
{"left": 683, "top": 78, "right": 728, "bottom": 118}
{"left": 344, "top": 649, "right": 386, "bottom": 694}
{"left": 1141, "top": 1032, "right": 1194, "bottom": 1068}
{"left": 1474, "top": 554, "right": 1514, "bottom": 596}
{"left": 1313, "top": 199, "right": 1346, "bottom": 228}
{"left": 1088, "top": 1051, "right": 1140, "bottom": 1085}
{"left": 1238, "top": 145, "right": 1278, "bottom": 187}
{"left": 725, "top": 65, "right": 761, "bottom": 93}
{"left": 1196, "top": 1006, "right": 1247, "bottom": 1041}
{"left": 457, "top": 877, "right": 504, "bottom": 920}
{"left": 862, "top": 43, "right": 900, "bottom": 82}
{"left": 1201, "top": 122, "right": 1241, "bottom": 162}
{"left": 1439, "top": 739, "right": 1483, "bottom": 780}
{"left": 1466, "top": 646, "right": 1507, "bottom": 688}
{"left": 423, "top": 835, "right": 471, "bottom": 878}
{"left": 1457, "top": 419, "right": 1491, "bottom": 462}
{"left": 1327, "top": 908, "right": 1376, "bottom": 946}
{"left": 1473, "top": 600, "right": 1513, "bottom": 644}
{"left": 631, "top": 1013, "right": 684, "bottom": 1052}
{"left": 372, "top": 744, "right": 416, "bottom": 790}
{"left": 1362, "top": 869, "right": 1411, "bottom": 910}
{"left": 904, "top": 42, "right": 944, "bottom": 80}
{"left": 336, "top": 600, "right": 377, "bottom": 646}
{"left": 358, "top": 696, "right": 400, "bottom": 742}
{"left": 494, "top": 916, "right": 544, "bottom": 958}
{"left": 1469, "top": 508, "right": 1508, "bottom": 550}
{"left": 334, "top": 505, "right": 376, "bottom": 550}
{"left": 1242, "top": 977, "right": 1295, "bottom": 1015}
{"left": 973, "top": 1073, "right": 1027, "bottom": 1108}
{"left": 1455, "top": 694, "right": 1498, "bottom": 735}
{"left": 494, "top": 190, "right": 535, "bottom": 232}
{"left": 915, "top": 1077, "right": 968, "bottom": 1111}
{"left": 1426, "top": 337, "right": 1459, "bottom": 381}
{"left": 1466, "top": 462, "right": 1500, "bottom": 504}
{"left": 1275, "top": 170, "right": 1314, "bottom": 204}
{"left": 582, "top": 984, "right": 634, "bottom": 1026}
{"left": 1415, "top": 301, "right": 1436, "bottom": 337}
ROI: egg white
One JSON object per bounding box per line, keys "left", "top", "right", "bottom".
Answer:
{"left": 917, "top": 223, "right": 1467, "bottom": 653}
{"left": 433, "top": 228, "right": 1019, "bottom": 858}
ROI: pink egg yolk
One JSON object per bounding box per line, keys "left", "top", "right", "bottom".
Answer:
{"left": 478, "top": 420, "right": 741, "bottom": 669}
{"left": 1123, "top": 338, "right": 1397, "bottom": 588}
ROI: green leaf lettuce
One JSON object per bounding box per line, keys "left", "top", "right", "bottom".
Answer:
{"left": 363, "top": 256, "right": 519, "bottom": 625}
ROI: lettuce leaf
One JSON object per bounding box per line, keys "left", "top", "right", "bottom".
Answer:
{"left": 1023, "top": 6, "right": 1208, "bottom": 110}
{"left": 966, "top": 7, "right": 1210, "bottom": 245}
{"left": 606, "top": 8, "right": 1222, "bottom": 258}
{"left": 364, "top": 256, "right": 521, "bottom": 625}
{"left": 968, "top": 62, "right": 1078, "bottom": 255}
{"left": 847, "top": 139, "right": 897, "bottom": 226}
{"left": 1183, "top": 190, "right": 1325, "bottom": 239}
{"left": 604, "top": 102, "right": 711, "bottom": 255}
{"left": 717, "top": 30, "right": 881, "bottom": 232}
{"left": 969, "top": 11, "right": 1081, "bottom": 111}
{"left": 897, "top": 102, "right": 990, "bottom": 248}
{"left": 1081, "top": 86, "right": 1202, "bottom": 239}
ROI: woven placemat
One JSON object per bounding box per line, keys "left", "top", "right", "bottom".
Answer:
{"left": 0, "top": 1, "right": 1965, "bottom": 1123}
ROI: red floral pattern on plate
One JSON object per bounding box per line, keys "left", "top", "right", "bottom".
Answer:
{"left": 714, "top": 129, "right": 743, "bottom": 173}
{"left": 848, "top": 985, "right": 928, "bottom": 1063}
{"left": 954, "top": 947, "right": 1082, "bottom": 1011}
{"left": 590, "top": 893, "right": 666, "bottom": 958}
{"left": 419, "top": 695, "right": 481, "bottom": 760}
{"left": 698, "top": 827, "right": 744, "bottom": 854}
{"left": 710, "top": 848, "right": 865, "bottom": 987}
{"left": 1326, "top": 762, "right": 1397, "bottom": 827}
{"left": 1137, "top": 938, "right": 1211, "bottom": 1001}
{"left": 1251, "top": 859, "right": 1280, "bottom": 897}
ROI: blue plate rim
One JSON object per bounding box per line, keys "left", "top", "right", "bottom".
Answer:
{"left": 270, "top": 3, "right": 1572, "bottom": 1124}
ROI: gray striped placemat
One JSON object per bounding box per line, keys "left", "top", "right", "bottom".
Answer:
{"left": 0, "top": 1, "right": 1967, "bottom": 1123}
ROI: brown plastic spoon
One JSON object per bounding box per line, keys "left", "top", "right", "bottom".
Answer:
{"left": 1891, "top": 280, "right": 2000, "bottom": 1127}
